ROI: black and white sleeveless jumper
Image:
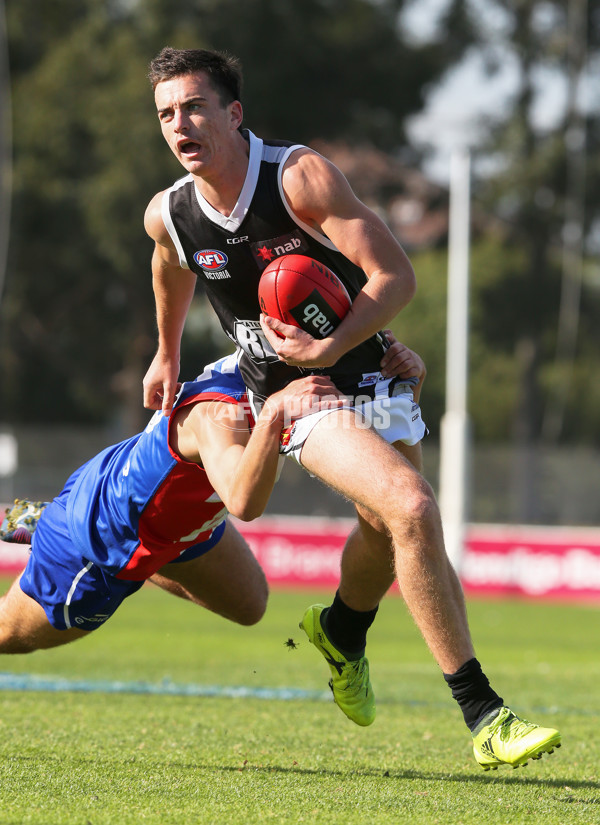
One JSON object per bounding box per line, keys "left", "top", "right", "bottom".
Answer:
{"left": 162, "top": 129, "right": 391, "bottom": 400}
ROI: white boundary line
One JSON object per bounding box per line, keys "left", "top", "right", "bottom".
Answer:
{"left": 0, "top": 671, "right": 331, "bottom": 702}
{"left": 0, "top": 672, "right": 588, "bottom": 718}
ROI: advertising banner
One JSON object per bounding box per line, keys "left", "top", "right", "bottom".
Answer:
{"left": 2, "top": 513, "right": 600, "bottom": 601}
{"left": 235, "top": 518, "right": 600, "bottom": 602}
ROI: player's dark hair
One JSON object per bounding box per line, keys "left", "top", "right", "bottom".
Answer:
{"left": 148, "top": 47, "right": 243, "bottom": 105}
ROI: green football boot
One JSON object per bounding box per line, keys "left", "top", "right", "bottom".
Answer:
{"left": 299, "top": 604, "right": 375, "bottom": 727}
{"left": 472, "top": 706, "right": 561, "bottom": 770}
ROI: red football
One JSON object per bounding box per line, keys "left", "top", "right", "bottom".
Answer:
{"left": 258, "top": 254, "right": 351, "bottom": 338}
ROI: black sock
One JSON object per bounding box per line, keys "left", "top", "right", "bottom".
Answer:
{"left": 320, "top": 590, "right": 378, "bottom": 660}
{"left": 443, "top": 658, "right": 504, "bottom": 732}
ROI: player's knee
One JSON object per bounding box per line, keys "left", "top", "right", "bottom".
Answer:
{"left": 408, "top": 484, "right": 439, "bottom": 526}
{"left": 236, "top": 580, "right": 269, "bottom": 626}
{"left": 387, "top": 475, "right": 440, "bottom": 535}
{"left": 0, "top": 627, "right": 39, "bottom": 654}
{"left": 235, "top": 607, "right": 264, "bottom": 627}
{"left": 249, "top": 584, "right": 269, "bottom": 626}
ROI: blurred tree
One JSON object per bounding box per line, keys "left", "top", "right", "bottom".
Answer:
{"left": 456, "top": 0, "right": 600, "bottom": 518}
{"left": 0, "top": 0, "right": 475, "bottom": 430}
{"left": 3, "top": 0, "right": 598, "bottom": 466}
{"left": 176, "top": 0, "right": 475, "bottom": 150}
{"left": 3, "top": 7, "right": 171, "bottom": 430}
{"left": 398, "top": 0, "right": 600, "bottom": 453}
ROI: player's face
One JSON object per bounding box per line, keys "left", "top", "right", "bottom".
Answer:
{"left": 155, "top": 72, "right": 242, "bottom": 176}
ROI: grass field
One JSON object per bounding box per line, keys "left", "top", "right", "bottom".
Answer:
{"left": 1, "top": 578, "right": 599, "bottom": 825}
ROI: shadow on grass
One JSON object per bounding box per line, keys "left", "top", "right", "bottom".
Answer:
{"left": 8, "top": 751, "right": 595, "bottom": 794}
{"left": 198, "top": 762, "right": 600, "bottom": 793}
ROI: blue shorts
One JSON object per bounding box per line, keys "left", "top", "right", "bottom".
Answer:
{"left": 20, "top": 491, "right": 226, "bottom": 632}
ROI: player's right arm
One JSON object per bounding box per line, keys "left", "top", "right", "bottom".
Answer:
{"left": 261, "top": 149, "right": 417, "bottom": 368}
{"left": 143, "top": 192, "right": 197, "bottom": 416}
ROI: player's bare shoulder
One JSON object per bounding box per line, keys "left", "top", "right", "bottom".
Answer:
{"left": 144, "top": 190, "right": 171, "bottom": 246}
{"left": 282, "top": 147, "right": 338, "bottom": 199}
{"left": 172, "top": 398, "right": 243, "bottom": 466}
{"left": 281, "top": 146, "right": 357, "bottom": 226}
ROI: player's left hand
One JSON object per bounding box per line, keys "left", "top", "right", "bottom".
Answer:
{"left": 379, "top": 330, "right": 426, "bottom": 381}
{"left": 260, "top": 314, "right": 341, "bottom": 368}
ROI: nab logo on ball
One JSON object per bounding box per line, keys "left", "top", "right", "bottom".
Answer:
{"left": 258, "top": 254, "right": 352, "bottom": 338}
{"left": 290, "top": 291, "right": 339, "bottom": 338}
{"left": 193, "top": 249, "right": 228, "bottom": 271}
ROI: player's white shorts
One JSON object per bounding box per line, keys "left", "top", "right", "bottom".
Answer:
{"left": 249, "top": 382, "right": 426, "bottom": 467}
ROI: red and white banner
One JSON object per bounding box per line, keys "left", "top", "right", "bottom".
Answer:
{"left": 460, "top": 525, "right": 600, "bottom": 601}
{"left": 2, "top": 515, "right": 600, "bottom": 601}
{"left": 236, "top": 516, "right": 353, "bottom": 589}
{"left": 0, "top": 541, "right": 30, "bottom": 574}
{"left": 235, "top": 517, "right": 600, "bottom": 602}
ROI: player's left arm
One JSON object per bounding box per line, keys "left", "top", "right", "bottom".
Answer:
{"left": 181, "top": 402, "right": 279, "bottom": 522}
{"left": 174, "top": 376, "right": 347, "bottom": 521}
{"left": 261, "top": 149, "right": 416, "bottom": 367}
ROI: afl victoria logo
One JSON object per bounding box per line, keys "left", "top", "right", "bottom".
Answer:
{"left": 194, "top": 249, "right": 228, "bottom": 270}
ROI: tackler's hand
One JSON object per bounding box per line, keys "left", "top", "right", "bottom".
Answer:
{"left": 263, "top": 375, "right": 349, "bottom": 426}
{"left": 379, "top": 331, "right": 426, "bottom": 382}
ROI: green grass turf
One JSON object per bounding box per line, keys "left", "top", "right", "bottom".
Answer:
{"left": 0, "top": 578, "right": 599, "bottom": 824}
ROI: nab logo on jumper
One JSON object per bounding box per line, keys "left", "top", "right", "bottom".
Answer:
{"left": 251, "top": 231, "right": 309, "bottom": 270}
